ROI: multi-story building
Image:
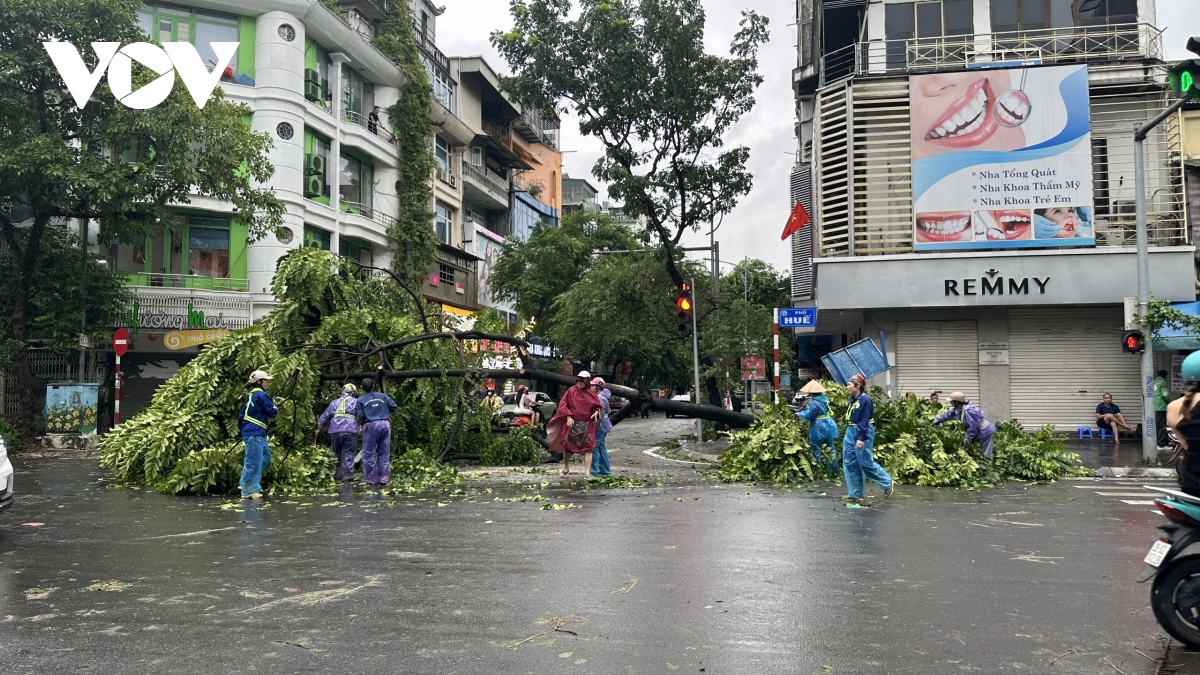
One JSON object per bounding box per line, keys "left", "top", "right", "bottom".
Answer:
{"left": 562, "top": 175, "right": 600, "bottom": 214}
{"left": 791, "top": 0, "right": 1194, "bottom": 429}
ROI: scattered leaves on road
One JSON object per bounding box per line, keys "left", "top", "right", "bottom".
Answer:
{"left": 84, "top": 581, "right": 131, "bottom": 592}
{"left": 25, "top": 588, "right": 57, "bottom": 600}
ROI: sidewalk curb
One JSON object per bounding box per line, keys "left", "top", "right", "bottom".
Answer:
{"left": 1093, "top": 467, "right": 1177, "bottom": 478}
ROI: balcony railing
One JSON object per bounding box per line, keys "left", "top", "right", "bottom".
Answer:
{"left": 413, "top": 26, "right": 450, "bottom": 72}
{"left": 821, "top": 23, "right": 1162, "bottom": 84}
{"left": 463, "top": 163, "right": 511, "bottom": 202}
{"left": 481, "top": 119, "right": 512, "bottom": 146}
{"left": 124, "top": 273, "right": 248, "bottom": 292}
{"left": 342, "top": 201, "right": 398, "bottom": 228}
{"left": 513, "top": 107, "right": 560, "bottom": 149}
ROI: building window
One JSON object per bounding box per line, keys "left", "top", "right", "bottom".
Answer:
{"left": 990, "top": 0, "right": 1083, "bottom": 32}
{"left": 187, "top": 220, "right": 231, "bottom": 279}
{"left": 304, "top": 224, "right": 331, "bottom": 251}
{"left": 439, "top": 263, "right": 456, "bottom": 286}
{"left": 339, "top": 237, "right": 373, "bottom": 266}
{"left": 1075, "top": 0, "right": 1136, "bottom": 26}
{"left": 341, "top": 65, "right": 374, "bottom": 125}
{"left": 339, "top": 153, "right": 374, "bottom": 211}
{"left": 138, "top": 5, "right": 241, "bottom": 76}
{"left": 885, "top": 1, "right": 973, "bottom": 68}
{"left": 108, "top": 236, "right": 148, "bottom": 277}
{"left": 435, "top": 135, "right": 451, "bottom": 172}
{"left": 435, "top": 202, "right": 452, "bottom": 244}
{"left": 422, "top": 55, "right": 455, "bottom": 112}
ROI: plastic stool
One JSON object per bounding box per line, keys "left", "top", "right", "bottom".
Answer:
{"left": 1099, "top": 428, "right": 1113, "bottom": 439}
{"left": 1077, "top": 427, "right": 1093, "bottom": 439}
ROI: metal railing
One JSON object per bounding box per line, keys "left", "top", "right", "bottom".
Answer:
{"left": 413, "top": 26, "right": 450, "bottom": 72}
{"left": 513, "top": 107, "right": 560, "bottom": 149}
{"left": 821, "top": 23, "right": 1162, "bottom": 85}
{"left": 481, "top": 119, "right": 512, "bottom": 146}
{"left": 342, "top": 201, "right": 397, "bottom": 228}
{"left": 463, "top": 163, "right": 511, "bottom": 199}
{"left": 124, "top": 273, "right": 248, "bottom": 292}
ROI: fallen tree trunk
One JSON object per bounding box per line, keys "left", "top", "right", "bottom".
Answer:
{"left": 321, "top": 367, "right": 756, "bottom": 428}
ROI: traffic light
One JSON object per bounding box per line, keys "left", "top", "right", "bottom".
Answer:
{"left": 1169, "top": 36, "right": 1200, "bottom": 100}
{"left": 1122, "top": 330, "right": 1146, "bottom": 354}
{"left": 676, "top": 280, "right": 694, "bottom": 338}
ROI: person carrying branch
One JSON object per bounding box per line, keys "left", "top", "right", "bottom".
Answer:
{"left": 239, "top": 369, "right": 277, "bottom": 499}
{"left": 355, "top": 371, "right": 397, "bottom": 486}
{"left": 317, "top": 383, "right": 359, "bottom": 482}
{"left": 933, "top": 391, "right": 996, "bottom": 459}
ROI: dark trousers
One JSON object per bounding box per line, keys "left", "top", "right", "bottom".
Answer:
{"left": 330, "top": 432, "right": 357, "bottom": 480}
{"left": 1157, "top": 411, "right": 1169, "bottom": 447}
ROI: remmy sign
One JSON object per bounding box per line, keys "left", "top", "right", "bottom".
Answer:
{"left": 43, "top": 41, "right": 238, "bottom": 110}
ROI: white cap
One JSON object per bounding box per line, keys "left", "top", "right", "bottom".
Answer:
{"left": 248, "top": 369, "right": 272, "bottom": 384}
{"left": 577, "top": 370, "right": 591, "bottom": 379}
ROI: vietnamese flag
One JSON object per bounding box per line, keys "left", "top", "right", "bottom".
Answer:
{"left": 780, "top": 200, "right": 811, "bottom": 240}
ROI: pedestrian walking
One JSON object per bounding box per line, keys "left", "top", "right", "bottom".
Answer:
{"left": 355, "top": 376, "right": 397, "bottom": 485}
{"left": 794, "top": 380, "right": 838, "bottom": 473}
{"left": 1168, "top": 353, "right": 1200, "bottom": 495}
{"left": 546, "top": 371, "right": 603, "bottom": 476}
{"left": 590, "top": 377, "right": 613, "bottom": 476}
{"left": 842, "top": 374, "right": 894, "bottom": 502}
{"left": 934, "top": 391, "right": 996, "bottom": 459}
{"left": 317, "top": 383, "right": 359, "bottom": 481}
{"left": 1156, "top": 370, "right": 1171, "bottom": 449}
{"left": 239, "top": 369, "right": 277, "bottom": 499}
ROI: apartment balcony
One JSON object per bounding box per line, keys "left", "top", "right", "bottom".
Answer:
{"left": 420, "top": 244, "right": 480, "bottom": 310}
{"left": 821, "top": 23, "right": 1162, "bottom": 85}
{"left": 124, "top": 273, "right": 248, "bottom": 293}
{"left": 413, "top": 26, "right": 450, "bottom": 73}
{"left": 339, "top": 0, "right": 388, "bottom": 22}
{"left": 463, "top": 163, "right": 511, "bottom": 210}
{"left": 512, "top": 107, "right": 560, "bottom": 150}
{"left": 342, "top": 201, "right": 398, "bottom": 229}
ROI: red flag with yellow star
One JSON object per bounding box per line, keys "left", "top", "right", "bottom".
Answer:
{"left": 780, "top": 200, "right": 810, "bottom": 240}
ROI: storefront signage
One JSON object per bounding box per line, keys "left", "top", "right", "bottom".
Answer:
{"left": 910, "top": 64, "right": 1094, "bottom": 251}
{"left": 779, "top": 307, "right": 817, "bottom": 328}
{"left": 979, "top": 342, "right": 1010, "bottom": 365}
{"left": 163, "top": 329, "right": 231, "bottom": 351}
{"left": 126, "top": 301, "right": 234, "bottom": 333}
{"left": 944, "top": 269, "right": 1049, "bottom": 296}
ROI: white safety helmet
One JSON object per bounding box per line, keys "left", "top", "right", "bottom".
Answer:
{"left": 248, "top": 369, "right": 273, "bottom": 385}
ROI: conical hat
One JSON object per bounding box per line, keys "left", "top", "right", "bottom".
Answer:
{"left": 799, "top": 380, "right": 826, "bottom": 394}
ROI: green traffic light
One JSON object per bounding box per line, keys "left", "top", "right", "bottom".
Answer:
{"left": 1185, "top": 71, "right": 1195, "bottom": 93}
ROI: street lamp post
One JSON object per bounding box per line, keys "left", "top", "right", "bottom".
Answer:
{"left": 1133, "top": 93, "right": 1190, "bottom": 463}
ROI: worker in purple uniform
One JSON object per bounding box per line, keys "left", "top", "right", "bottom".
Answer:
{"left": 355, "top": 377, "right": 398, "bottom": 485}
{"left": 317, "top": 383, "right": 360, "bottom": 481}
{"left": 934, "top": 391, "right": 996, "bottom": 459}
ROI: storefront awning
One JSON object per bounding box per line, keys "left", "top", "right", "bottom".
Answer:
{"left": 1153, "top": 301, "right": 1200, "bottom": 351}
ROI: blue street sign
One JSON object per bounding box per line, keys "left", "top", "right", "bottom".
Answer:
{"left": 778, "top": 307, "right": 817, "bottom": 328}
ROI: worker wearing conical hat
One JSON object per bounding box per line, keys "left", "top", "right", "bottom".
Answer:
{"left": 794, "top": 380, "right": 839, "bottom": 473}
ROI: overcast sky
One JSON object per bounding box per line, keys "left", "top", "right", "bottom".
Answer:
{"left": 436, "top": 1, "right": 1200, "bottom": 274}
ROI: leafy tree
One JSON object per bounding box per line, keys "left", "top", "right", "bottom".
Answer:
{"left": 493, "top": 0, "right": 769, "bottom": 287}
{"left": 0, "top": 228, "right": 130, "bottom": 365}
{"left": 489, "top": 209, "right": 637, "bottom": 334}
{"left": 702, "top": 260, "right": 793, "bottom": 395}
{"left": 0, "top": 0, "right": 284, "bottom": 433}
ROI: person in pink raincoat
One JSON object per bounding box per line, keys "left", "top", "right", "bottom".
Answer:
{"left": 546, "top": 371, "right": 603, "bottom": 476}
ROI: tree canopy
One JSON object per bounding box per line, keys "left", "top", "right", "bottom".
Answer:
{"left": 492, "top": 0, "right": 769, "bottom": 286}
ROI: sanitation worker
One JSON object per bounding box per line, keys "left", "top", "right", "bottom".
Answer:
{"left": 355, "top": 375, "right": 398, "bottom": 485}
{"left": 794, "top": 380, "right": 838, "bottom": 473}
{"left": 317, "top": 383, "right": 359, "bottom": 481}
{"left": 239, "top": 369, "right": 277, "bottom": 499}
{"left": 934, "top": 391, "right": 996, "bottom": 459}
{"left": 842, "top": 373, "right": 894, "bottom": 502}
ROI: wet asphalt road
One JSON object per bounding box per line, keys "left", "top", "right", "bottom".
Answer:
{"left": 0, "top": 415, "right": 1197, "bottom": 674}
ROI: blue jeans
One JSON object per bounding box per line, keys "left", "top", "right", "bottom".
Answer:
{"left": 590, "top": 430, "right": 611, "bottom": 475}
{"left": 842, "top": 425, "right": 892, "bottom": 499}
{"left": 240, "top": 434, "right": 271, "bottom": 496}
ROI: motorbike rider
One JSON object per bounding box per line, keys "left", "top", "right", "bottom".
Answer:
{"left": 1167, "top": 352, "right": 1200, "bottom": 496}
{"left": 793, "top": 380, "right": 838, "bottom": 472}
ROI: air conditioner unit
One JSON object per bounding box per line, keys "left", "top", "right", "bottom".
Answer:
{"left": 303, "top": 69, "right": 322, "bottom": 102}
{"left": 436, "top": 169, "right": 456, "bottom": 188}
{"left": 305, "top": 153, "right": 326, "bottom": 176}
{"left": 304, "top": 174, "right": 326, "bottom": 199}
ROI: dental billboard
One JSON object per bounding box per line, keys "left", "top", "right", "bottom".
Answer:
{"left": 910, "top": 64, "right": 1093, "bottom": 251}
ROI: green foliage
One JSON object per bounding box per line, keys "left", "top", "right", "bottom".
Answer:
{"left": 478, "top": 427, "right": 544, "bottom": 466}
{"left": 1144, "top": 300, "right": 1200, "bottom": 338}
{"left": 0, "top": 416, "right": 22, "bottom": 453}
{"left": 702, "top": 260, "right": 793, "bottom": 392}
{"left": 100, "top": 248, "right": 484, "bottom": 495}
{"left": 712, "top": 382, "right": 1091, "bottom": 488}
{"left": 489, "top": 209, "right": 638, "bottom": 332}
{"left": 373, "top": 0, "right": 438, "bottom": 283}
{"left": 388, "top": 448, "right": 461, "bottom": 493}
{"left": 0, "top": 227, "right": 129, "bottom": 366}
{"left": 493, "top": 0, "right": 769, "bottom": 285}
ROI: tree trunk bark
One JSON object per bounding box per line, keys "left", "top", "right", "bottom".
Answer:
{"left": 3, "top": 215, "right": 48, "bottom": 439}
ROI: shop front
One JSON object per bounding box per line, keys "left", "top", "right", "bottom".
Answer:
{"left": 811, "top": 247, "right": 1196, "bottom": 430}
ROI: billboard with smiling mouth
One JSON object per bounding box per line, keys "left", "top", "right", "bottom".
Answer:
{"left": 910, "top": 64, "right": 1094, "bottom": 251}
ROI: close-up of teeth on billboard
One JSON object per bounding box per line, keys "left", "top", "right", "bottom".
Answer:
{"left": 911, "top": 64, "right": 1094, "bottom": 251}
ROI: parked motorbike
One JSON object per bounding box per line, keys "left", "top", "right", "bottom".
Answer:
{"left": 1138, "top": 485, "right": 1200, "bottom": 647}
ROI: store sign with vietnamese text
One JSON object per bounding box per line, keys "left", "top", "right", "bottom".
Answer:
{"left": 126, "top": 300, "right": 235, "bottom": 333}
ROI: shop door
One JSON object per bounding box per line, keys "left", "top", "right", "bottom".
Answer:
{"left": 1009, "top": 307, "right": 1140, "bottom": 430}
{"left": 122, "top": 354, "right": 192, "bottom": 420}
{"left": 895, "top": 321, "right": 980, "bottom": 401}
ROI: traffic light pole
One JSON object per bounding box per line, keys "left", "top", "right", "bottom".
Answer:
{"left": 1134, "top": 93, "right": 1190, "bottom": 463}
{"left": 691, "top": 278, "right": 703, "bottom": 442}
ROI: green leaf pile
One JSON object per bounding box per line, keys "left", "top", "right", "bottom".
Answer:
{"left": 713, "top": 383, "right": 1091, "bottom": 488}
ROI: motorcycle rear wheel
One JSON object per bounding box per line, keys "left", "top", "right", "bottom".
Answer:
{"left": 1152, "top": 557, "right": 1200, "bottom": 648}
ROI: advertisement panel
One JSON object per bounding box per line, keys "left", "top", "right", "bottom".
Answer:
{"left": 911, "top": 64, "right": 1093, "bottom": 251}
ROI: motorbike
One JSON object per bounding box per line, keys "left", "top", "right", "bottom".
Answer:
{"left": 1139, "top": 484, "right": 1200, "bottom": 648}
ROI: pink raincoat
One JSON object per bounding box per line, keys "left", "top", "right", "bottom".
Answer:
{"left": 546, "top": 384, "right": 603, "bottom": 454}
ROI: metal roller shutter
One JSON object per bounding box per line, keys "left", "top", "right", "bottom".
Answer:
{"left": 121, "top": 354, "right": 191, "bottom": 420}
{"left": 896, "top": 321, "right": 980, "bottom": 401}
{"left": 1009, "top": 308, "right": 1140, "bottom": 430}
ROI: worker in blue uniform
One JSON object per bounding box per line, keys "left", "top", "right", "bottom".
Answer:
{"left": 355, "top": 375, "right": 398, "bottom": 485}
{"left": 794, "top": 380, "right": 839, "bottom": 473}
{"left": 842, "top": 373, "right": 894, "bottom": 503}
{"left": 239, "top": 369, "right": 278, "bottom": 499}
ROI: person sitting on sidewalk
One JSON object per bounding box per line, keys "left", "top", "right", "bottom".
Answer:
{"left": 1096, "top": 393, "right": 1133, "bottom": 444}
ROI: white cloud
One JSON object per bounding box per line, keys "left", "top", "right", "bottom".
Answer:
{"left": 435, "top": 0, "right": 798, "bottom": 273}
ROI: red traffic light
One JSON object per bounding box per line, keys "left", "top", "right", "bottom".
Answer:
{"left": 1122, "top": 331, "right": 1145, "bottom": 353}
{"left": 679, "top": 281, "right": 692, "bottom": 293}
